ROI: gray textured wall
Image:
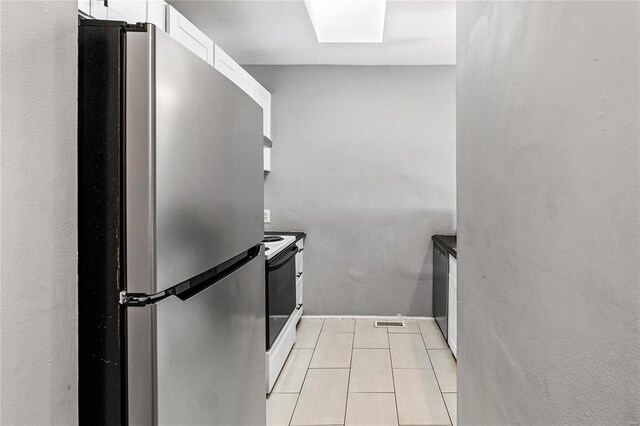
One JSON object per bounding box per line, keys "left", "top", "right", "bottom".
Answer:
{"left": 0, "top": 1, "right": 78, "bottom": 424}
{"left": 457, "top": 2, "right": 639, "bottom": 424}
{"left": 246, "top": 65, "right": 456, "bottom": 316}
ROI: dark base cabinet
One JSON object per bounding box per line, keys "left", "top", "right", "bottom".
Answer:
{"left": 433, "top": 240, "right": 449, "bottom": 339}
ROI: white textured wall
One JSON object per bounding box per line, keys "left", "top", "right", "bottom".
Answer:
{"left": 1, "top": 1, "right": 78, "bottom": 423}
{"left": 457, "top": 2, "right": 639, "bottom": 424}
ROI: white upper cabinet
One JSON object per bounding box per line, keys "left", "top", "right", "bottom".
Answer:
{"left": 254, "top": 85, "right": 272, "bottom": 139}
{"left": 214, "top": 45, "right": 271, "bottom": 138}
{"left": 87, "top": 0, "right": 146, "bottom": 22}
{"left": 147, "top": 0, "right": 167, "bottom": 32}
{"left": 87, "top": 0, "right": 107, "bottom": 19}
{"left": 107, "top": 0, "right": 147, "bottom": 22}
{"left": 214, "top": 45, "right": 243, "bottom": 88}
{"left": 167, "top": 5, "right": 214, "bottom": 65}
{"left": 214, "top": 45, "right": 254, "bottom": 98}
{"left": 78, "top": 0, "right": 272, "bottom": 160}
{"left": 263, "top": 147, "right": 271, "bottom": 172}
{"left": 78, "top": 0, "right": 91, "bottom": 17}
{"left": 81, "top": 0, "right": 161, "bottom": 28}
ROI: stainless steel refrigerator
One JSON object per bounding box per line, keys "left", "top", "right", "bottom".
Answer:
{"left": 78, "top": 21, "right": 266, "bottom": 425}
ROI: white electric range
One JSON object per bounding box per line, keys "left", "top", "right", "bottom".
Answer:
{"left": 261, "top": 234, "right": 301, "bottom": 393}
{"left": 262, "top": 235, "right": 296, "bottom": 260}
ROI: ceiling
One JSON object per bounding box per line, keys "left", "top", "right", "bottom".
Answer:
{"left": 167, "top": 1, "right": 456, "bottom": 65}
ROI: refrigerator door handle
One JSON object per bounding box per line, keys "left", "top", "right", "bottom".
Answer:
{"left": 120, "top": 244, "right": 263, "bottom": 306}
{"left": 119, "top": 289, "right": 171, "bottom": 306}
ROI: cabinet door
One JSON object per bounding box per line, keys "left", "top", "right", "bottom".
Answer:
{"left": 214, "top": 44, "right": 256, "bottom": 106}
{"left": 106, "top": 6, "right": 126, "bottom": 21}
{"left": 147, "top": 0, "right": 167, "bottom": 32}
{"left": 86, "top": 0, "right": 145, "bottom": 22}
{"left": 89, "top": 0, "right": 108, "bottom": 19}
{"left": 167, "top": 6, "right": 214, "bottom": 65}
{"left": 235, "top": 67, "right": 257, "bottom": 99}
{"left": 214, "top": 45, "right": 241, "bottom": 86}
{"left": 214, "top": 45, "right": 272, "bottom": 138}
{"left": 295, "top": 239, "right": 304, "bottom": 276}
{"left": 108, "top": 0, "right": 147, "bottom": 22}
{"left": 254, "top": 84, "right": 271, "bottom": 138}
{"left": 78, "top": 0, "right": 91, "bottom": 17}
{"left": 296, "top": 276, "right": 303, "bottom": 306}
{"left": 263, "top": 96, "right": 272, "bottom": 138}
{"left": 448, "top": 279, "right": 457, "bottom": 358}
{"left": 263, "top": 147, "right": 271, "bottom": 172}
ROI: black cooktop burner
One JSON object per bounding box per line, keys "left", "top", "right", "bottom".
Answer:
{"left": 262, "top": 236, "right": 284, "bottom": 243}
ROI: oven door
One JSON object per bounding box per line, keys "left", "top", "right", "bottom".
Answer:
{"left": 266, "top": 244, "right": 298, "bottom": 350}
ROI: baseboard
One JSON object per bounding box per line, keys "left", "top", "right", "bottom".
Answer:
{"left": 301, "top": 314, "right": 435, "bottom": 321}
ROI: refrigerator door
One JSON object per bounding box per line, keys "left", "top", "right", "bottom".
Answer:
{"left": 79, "top": 22, "right": 265, "bottom": 425}
{"left": 124, "top": 26, "right": 265, "bottom": 424}
{"left": 156, "top": 253, "right": 266, "bottom": 425}
{"left": 125, "top": 26, "right": 264, "bottom": 295}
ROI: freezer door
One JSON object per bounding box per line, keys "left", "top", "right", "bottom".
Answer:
{"left": 155, "top": 254, "right": 266, "bottom": 425}
{"left": 125, "top": 26, "right": 264, "bottom": 295}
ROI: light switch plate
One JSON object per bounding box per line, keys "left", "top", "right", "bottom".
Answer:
{"left": 264, "top": 209, "right": 271, "bottom": 224}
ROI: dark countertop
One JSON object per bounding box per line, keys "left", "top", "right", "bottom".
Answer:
{"left": 432, "top": 234, "right": 456, "bottom": 258}
{"left": 265, "top": 230, "right": 306, "bottom": 243}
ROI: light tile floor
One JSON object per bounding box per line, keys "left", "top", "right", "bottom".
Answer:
{"left": 267, "top": 317, "right": 457, "bottom": 426}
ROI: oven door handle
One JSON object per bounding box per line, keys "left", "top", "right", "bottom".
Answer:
{"left": 269, "top": 245, "right": 298, "bottom": 270}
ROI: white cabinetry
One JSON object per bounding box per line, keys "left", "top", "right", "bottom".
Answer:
{"left": 447, "top": 255, "right": 457, "bottom": 358}
{"left": 214, "top": 45, "right": 272, "bottom": 139}
{"left": 214, "top": 45, "right": 257, "bottom": 97}
{"left": 107, "top": 0, "right": 147, "bottom": 22}
{"left": 87, "top": 0, "right": 107, "bottom": 19}
{"left": 295, "top": 239, "right": 304, "bottom": 312}
{"left": 86, "top": 0, "right": 146, "bottom": 22}
{"left": 254, "top": 85, "right": 272, "bottom": 139}
{"left": 213, "top": 45, "right": 240, "bottom": 86}
{"left": 263, "top": 147, "right": 271, "bottom": 172}
{"left": 78, "top": 0, "right": 91, "bottom": 17}
{"left": 80, "top": 0, "right": 166, "bottom": 30}
{"left": 77, "top": 0, "right": 272, "bottom": 172}
{"left": 147, "top": 0, "right": 167, "bottom": 31}
{"left": 213, "top": 44, "right": 259, "bottom": 97}
{"left": 167, "top": 5, "right": 214, "bottom": 65}
{"left": 266, "top": 236, "right": 304, "bottom": 393}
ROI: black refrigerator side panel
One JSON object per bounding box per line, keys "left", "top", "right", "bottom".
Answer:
{"left": 78, "top": 21, "right": 127, "bottom": 425}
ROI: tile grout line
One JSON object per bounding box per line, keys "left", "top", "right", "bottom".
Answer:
{"left": 418, "top": 322, "right": 453, "bottom": 426}
{"left": 442, "top": 391, "right": 457, "bottom": 425}
{"left": 304, "top": 367, "right": 351, "bottom": 370}
{"left": 268, "top": 349, "right": 297, "bottom": 425}
{"left": 342, "top": 321, "right": 356, "bottom": 426}
{"left": 388, "top": 325, "right": 401, "bottom": 426}
{"left": 287, "top": 319, "right": 325, "bottom": 426}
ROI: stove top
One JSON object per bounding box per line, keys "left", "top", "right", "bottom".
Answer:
{"left": 262, "top": 235, "right": 295, "bottom": 260}
{"left": 262, "top": 236, "right": 284, "bottom": 243}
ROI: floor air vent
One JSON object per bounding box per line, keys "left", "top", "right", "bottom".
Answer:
{"left": 374, "top": 320, "right": 405, "bottom": 328}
